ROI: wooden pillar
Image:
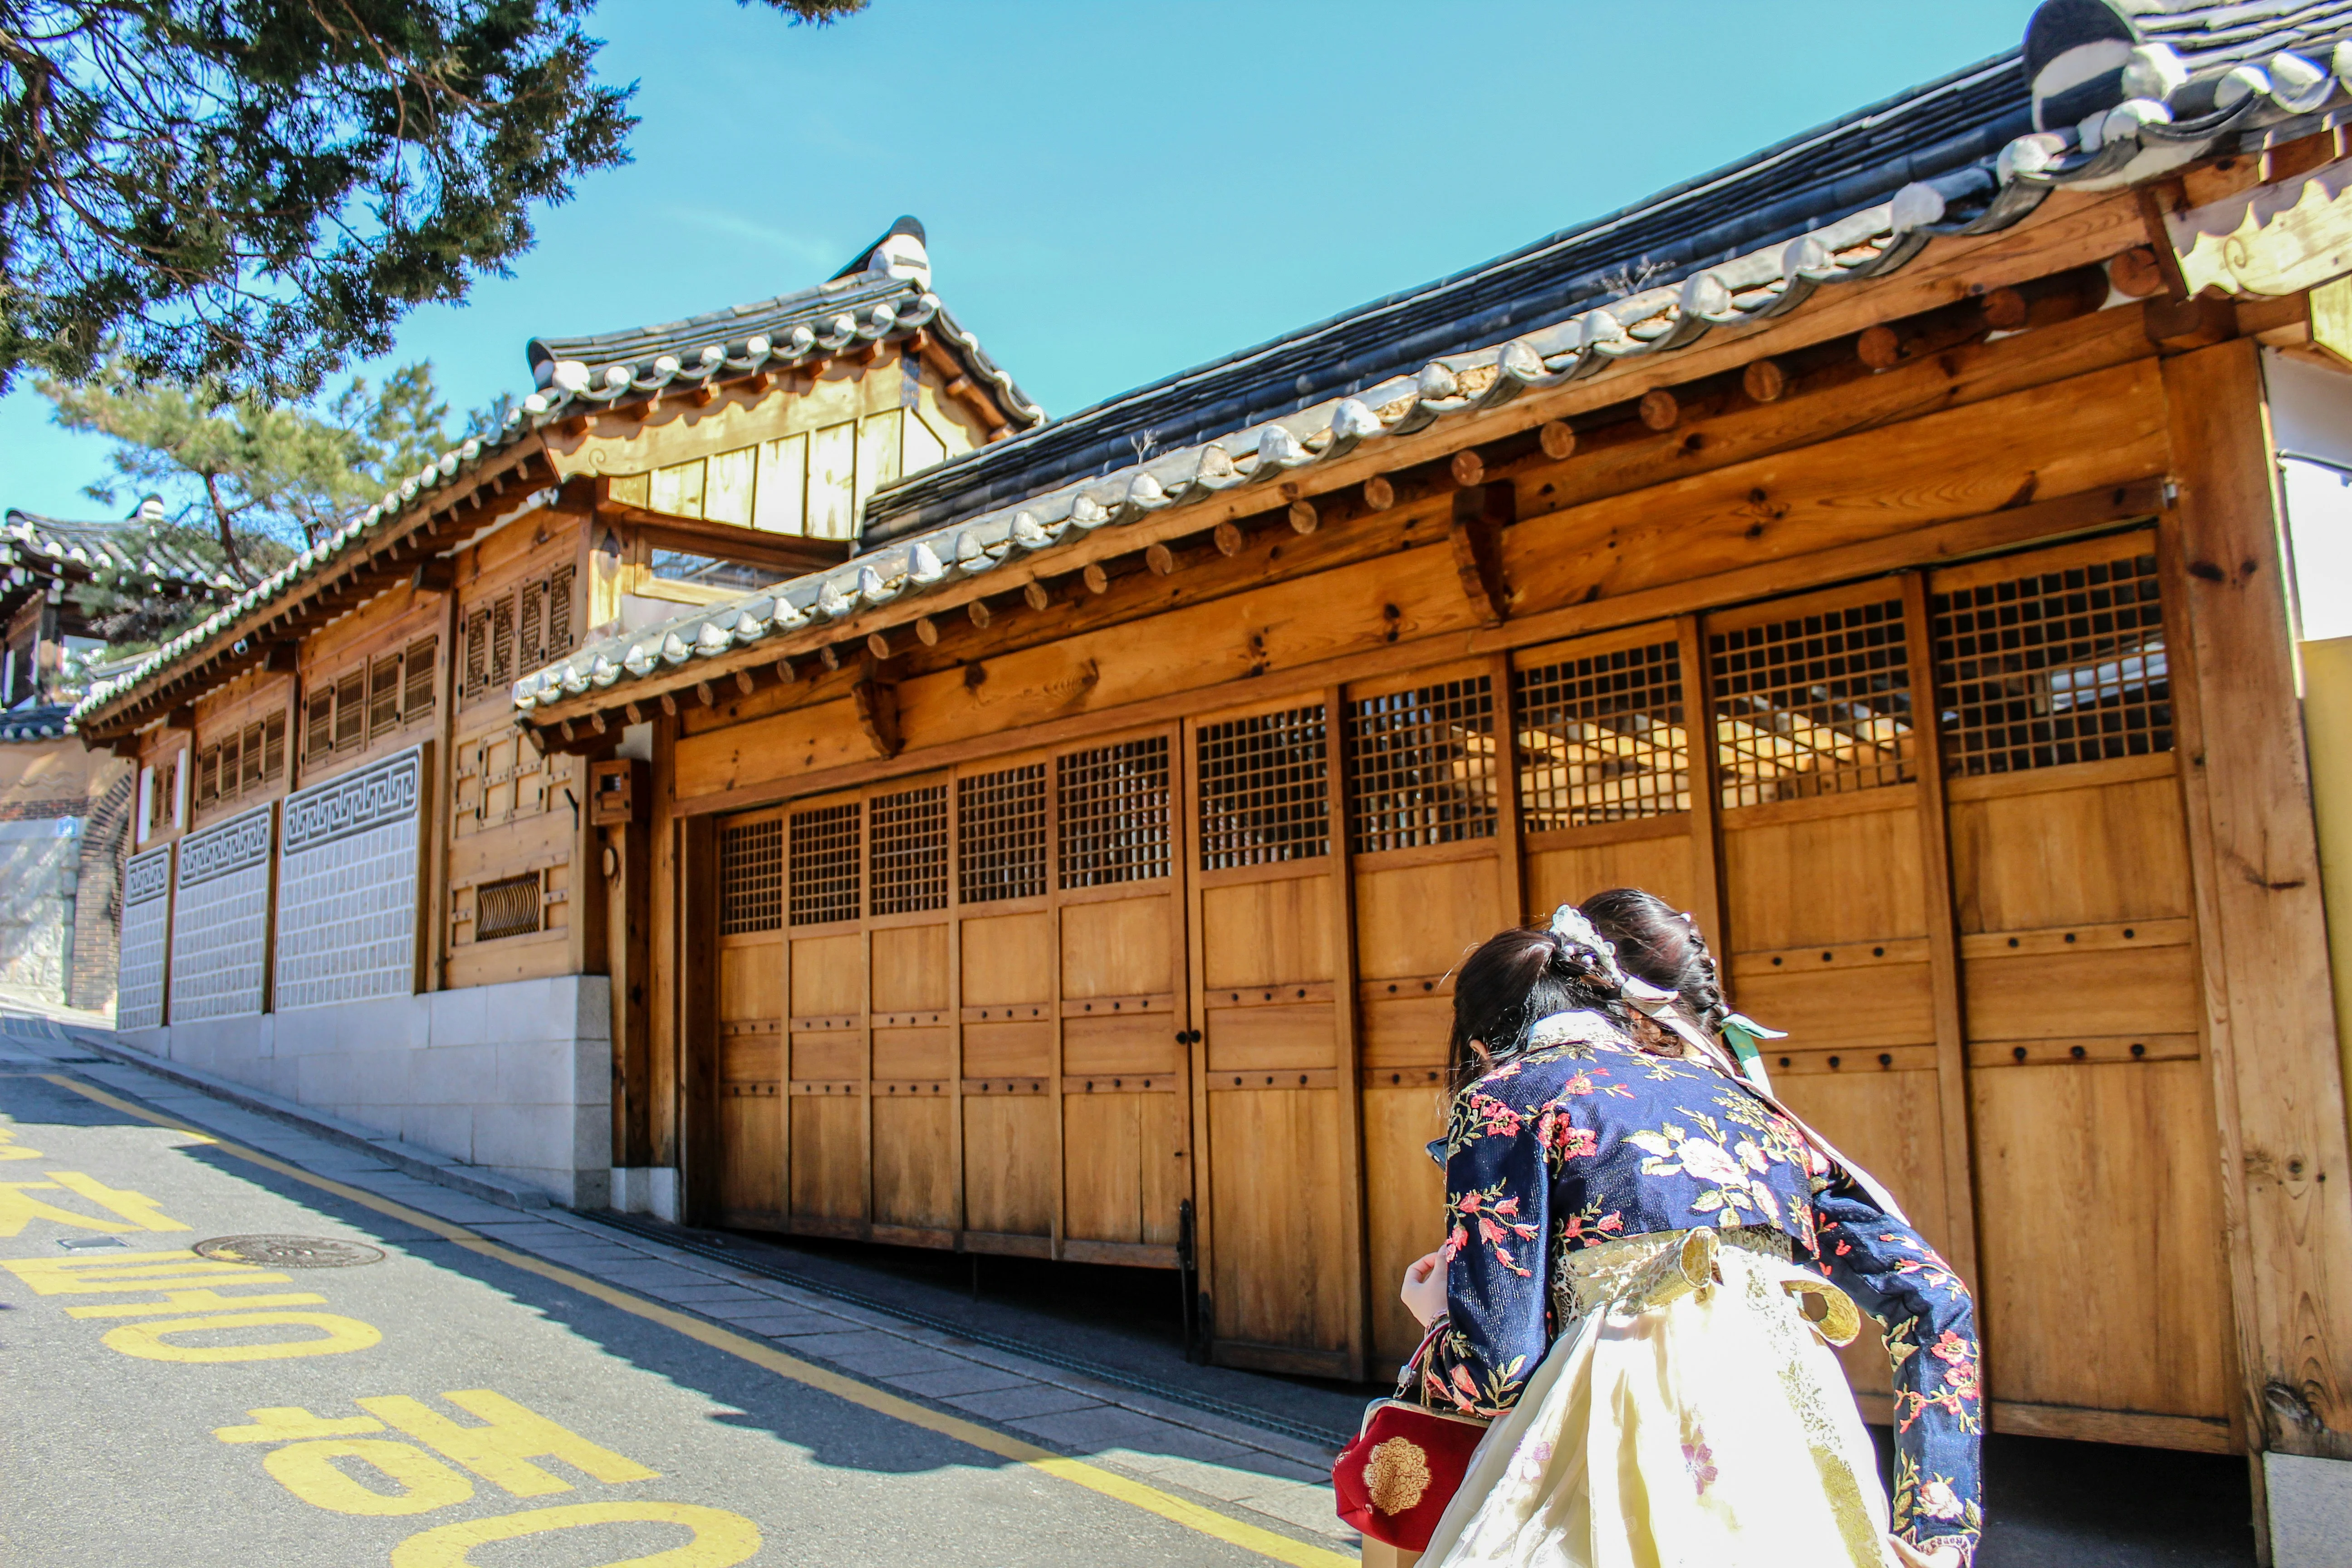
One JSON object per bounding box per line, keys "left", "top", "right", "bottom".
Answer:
{"left": 608, "top": 819, "right": 654, "bottom": 1170}
{"left": 679, "top": 812, "right": 720, "bottom": 1222}
{"left": 2163, "top": 340, "right": 2352, "bottom": 1461}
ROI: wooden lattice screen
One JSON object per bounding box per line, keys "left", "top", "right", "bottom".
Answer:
{"left": 719, "top": 817, "right": 785, "bottom": 936}
{"left": 490, "top": 593, "right": 517, "bottom": 689}
{"left": 869, "top": 784, "right": 949, "bottom": 916}
{"left": 332, "top": 670, "right": 366, "bottom": 751}
{"left": 1345, "top": 676, "right": 1498, "bottom": 855}
{"left": 1709, "top": 599, "right": 1912, "bottom": 808}
{"left": 1515, "top": 641, "right": 1688, "bottom": 830}
{"left": 402, "top": 637, "right": 438, "bottom": 716}
{"left": 1196, "top": 706, "right": 1329, "bottom": 870}
{"left": 475, "top": 872, "right": 543, "bottom": 942}
{"left": 518, "top": 578, "right": 547, "bottom": 672}
{"left": 956, "top": 764, "right": 1047, "bottom": 904}
{"left": 1933, "top": 545, "right": 2170, "bottom": 777}
{"left": 788, "top": 802, "right": 862, "bottom": 926}
{"left": 1057, "top": 738, "right": 1171, "bottom": 889}
{"left": 368, "top": 654, "right": 403, "bottom": 738}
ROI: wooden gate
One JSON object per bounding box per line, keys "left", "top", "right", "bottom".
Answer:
{"left": 714, "top": 807, "right": 785, "bottom": 1226}
{"left": 1346, "top": 662, "right": 1516, "bottom": 1371}
{"left": 1701, "top": 579, "right": 1969, "bottom": 1402}
{"left": 1930, "top": 533, "right": 2233, "bottom": 1450}
{"left": 1186, "top": 694, "right": 1362, "bottom": 1375}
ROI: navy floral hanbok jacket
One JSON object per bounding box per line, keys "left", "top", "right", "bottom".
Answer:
{"left": 1399, "top": 1020, "right": 1983, "bottom": 1564}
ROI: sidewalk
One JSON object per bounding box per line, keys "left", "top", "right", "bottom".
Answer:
{"left": 0, "top": 1013, "right": 1354, "bottom": 1553}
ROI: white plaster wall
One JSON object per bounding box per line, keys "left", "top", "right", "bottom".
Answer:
{"left": 120, "top": 974, "right": 611, "bottom": 1207}
{"left": 0, "top": 820, "right": 78, "bottom": 1000}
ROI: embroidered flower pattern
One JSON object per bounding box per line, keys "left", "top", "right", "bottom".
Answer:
{"left": 1681, "top": 1437, "right": 1719, "bottom": 1495}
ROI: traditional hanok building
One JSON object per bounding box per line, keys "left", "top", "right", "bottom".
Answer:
{"left": 480, "top": 2, "right": 2352, "bottom": 1552}
{"left": 0, "top": 506, "right": 218, "bottom": 1008}
{"left": 66, "top": 218, "right": 1039, "bottom": 1207}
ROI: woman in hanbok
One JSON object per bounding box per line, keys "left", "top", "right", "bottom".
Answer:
{"left": 1392, "top": 892, "right": 1981, "bottom": 1568}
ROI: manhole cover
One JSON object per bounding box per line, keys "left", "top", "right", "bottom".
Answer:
{"left": 192, "top": 1235, "right": 385, "bottom": 1269}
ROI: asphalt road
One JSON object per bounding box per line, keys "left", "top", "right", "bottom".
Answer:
{"left": 0, "top": 1067, "right": 1336, "bottom": 1568}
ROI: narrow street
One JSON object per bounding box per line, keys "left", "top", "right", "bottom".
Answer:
{"left": 0, "top": 1031, "right": 1351, "bottom": 1568}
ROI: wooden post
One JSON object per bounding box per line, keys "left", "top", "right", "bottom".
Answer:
{"left": 609, "top": 818, "right": 654, "bottom": 1171}
{"left": 1327, "top": 681, "right": 1370, "bottom": 1381}
{"left": 1674, "top": 613, "right": 1729, "bottom": 956}
{"left": 1449, "top": 484, "right": 1513, "bottom": 628}
{"left": 2162, "top": 340, "right": 2352, "bottom": 1463}
{"left": 1898, "top": 571, "right": 1981, "bottom": 1282}
{"left": 679, "top": 813, "right": 720, "bottom": 1222}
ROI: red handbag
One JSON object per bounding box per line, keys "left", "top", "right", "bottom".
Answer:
{"left": 1333, "top": 1397, "right": 1490, "bottom": 1552}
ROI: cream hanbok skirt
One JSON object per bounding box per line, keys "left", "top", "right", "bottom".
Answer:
{"left": 1417, "top": 1226, "right": 1896, "bottom": 1568}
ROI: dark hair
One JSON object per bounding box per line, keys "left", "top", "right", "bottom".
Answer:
{"left": 1447, "top": 923, "right": 1627, "bottom": 1093}
{"left": 1579, "top": 887, "right": 1730, "bottom": 1032}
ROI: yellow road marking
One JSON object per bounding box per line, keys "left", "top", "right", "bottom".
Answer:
{"left": 35, "top": 1073, "right": 1356, "bottom": 1568}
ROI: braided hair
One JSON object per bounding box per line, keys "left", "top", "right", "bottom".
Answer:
{"left": 1579, "top": 887, "right": 1730, "bottom": 1034}
{"left": 1446, "top": 918, "right": 1630, "bottom": 1095}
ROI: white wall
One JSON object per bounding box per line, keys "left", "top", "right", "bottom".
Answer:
{"left": 120, "top": 974, "right": 612, "bottom": 1208}
{"left": 0, "top": 818, "right": 78, "bottom": 999}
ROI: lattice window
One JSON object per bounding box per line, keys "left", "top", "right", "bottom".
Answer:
{"left": 403, "top": 637, "right": 437, "bottom": 718}
{"left": 490, "top": 593, "right": 517, "bottom": 688}
{"left": 475, "top": 872, "right": 543, "bottom": 942}
{"left": 305, "top": 687, "right": 334, "bottom": 761}
{"left": 1935, "top": 547, "right": 2169, "bottom": 776}
{"left": 197, "top": 745, "right": 221, "bottom": 808}
{"left": 1198, "top": 707, "right": 1329, "bottom": 871}
{"left": 464, "top": 608, "right": 491, "bottom": 700}
{"left": 547, "top": 567, "right": 575, "bottom": 655}
{"left": 720, "top": 817, "right": 785, "bottom": 936}
{"left": 261, "top": 711, "right": 287, "bottom": 781}
{"left": 1058, "top": 738, "right": 1170, "bottom": 888}
{"left": 369, "top": 654, "right": 402, "bottom": 738}
{"left": 1710, "top": 598, "right": 1913, "bottom": 808}
{"left": 789, "top": 802, "right": 862, "bottom": 926}
{"left": 870, "top": 785, "right": 949, "bottom": 916}
{"left": 333, "top": 670, "right": 366, "bottom": 751}
{"left": 1516, "top": 641, "right": 1689, "bottom": 830}
{"left": 957, "top": 764, "right": 1046, "bottom": 904}
{"left": 1346, "top": 676, "right": 1498, "bottom": 855}
{"left": 517, "top": 580, "right": 547, "bottom": 671}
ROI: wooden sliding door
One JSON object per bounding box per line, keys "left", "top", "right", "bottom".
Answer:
{"left": 1702, "top": 581, "right": 1965, "bottom": 1401}
{"left": 1930, "top": 534, "right": 2232, "bottom": 1450}
{"left": 785, "top": 790, "right": 867, "bottom": 1233}
{"left": 1188, "top": 696, "right": 1360, "bottom": 1375}
{"left": 1346, "top": 665, "right": 1513, "bottom": 1372}
{"left": 955, "top": 759, "right": 1056, "bottom": 1251}
{"left": 867, "top": 780, "right": 955, "bottom": 1246}
{"left": 713, "top": 808, "right": 787, "bottom": 1227}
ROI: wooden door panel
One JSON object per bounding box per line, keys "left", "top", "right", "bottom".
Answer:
{"left": 789, "top": 1092, "right": 863, "bottom": 1223}
{"left": 1354, "top": 858, "right": 1501, "bottom": 979}
{"left": 1947, "top": 770, "right": 2190, "bottom": 933}
{"left": 1063, "top": 1014, "right": 1181, "bottom": 1077}
{"left": 1060, "top": 896, "right": 1171, "bottom": 997}
{"left": 963, "top": 1020, "right": 1052, "bottom": 1076}
{"left": 1199, "top": 879, "right": 1333, "bottom": 988}
{"left": 1524, "top": 833, "right": 1696, "bottom": 925}
{"left": 1723, "top": 804, "right": 1926, "bottom": 950}
{"left": 790, "top": 933, "right": 862, "bottom": 1016}
{"left": 790, "top": 1034, "right": 861, "bottom": 1079}
{"left": 965, "top": 1093, "right": 1053, "bottom": 1236}
{"left": 872, "top": 1096, "right": 955, "bottom": 1232}
{"left": 1064, "top": 1089, "right": 1182, "bottom": 1245}
{"left": 1972, "top": 1061, "right": 2231, "bottom": 1421}
{"left": 960, "top": 912, "right": 1051, "bottom": 1005}
{"left": 716, "top": 1082, "right": 783, "bottom": 1220}
{"left": 1962, "top": 946, "right": 2199, "bottom": 1043}
{"left": 1732, "top": 963, "right": 1936, "bottom": 1047}
{"left": 719, "top": 945, "right": 783, "bottom": 1025}
{"left": 1364, "top": 1082, "right": 1449, "bottom": 1364}
{"left": 872, "top": 1027, "right": 954, "bottom": 1079}
{"left": 1203, "top": 1004, "right": 1337, "bottom": 1071}
{"left": 1361, "top": 996, "right": 1452, "bottom": 1067}
{"left": 871, "top": 924, "right": 948, "bottom": 1011}
{"left": 1209, "top": 1087, "right": 1348, "bottom": 1353}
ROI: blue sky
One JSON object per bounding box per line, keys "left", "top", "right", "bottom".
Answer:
{"left": 0, "top": 0, "right": 2043, "bottom": 519}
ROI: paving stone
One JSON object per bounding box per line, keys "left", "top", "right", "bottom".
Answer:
{"left": 1006, "top": 1404, "right": 1196, "bottom": 1453}
{"left": 945, "top": 1384, "right": 1107, "bottom": 1421}
{"left": 881, "top": 1365, "right": 1037, "bottom": 1399}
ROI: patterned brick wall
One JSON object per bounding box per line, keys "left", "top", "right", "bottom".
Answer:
{"left": 117, "top": 845, "right": 172, "bottom": 1030}
{"left": 168, "top": 804, "right": 274, "bottom": 1021}
{"left": 275, "top": 747, "right": 421, "bottom": 1011}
